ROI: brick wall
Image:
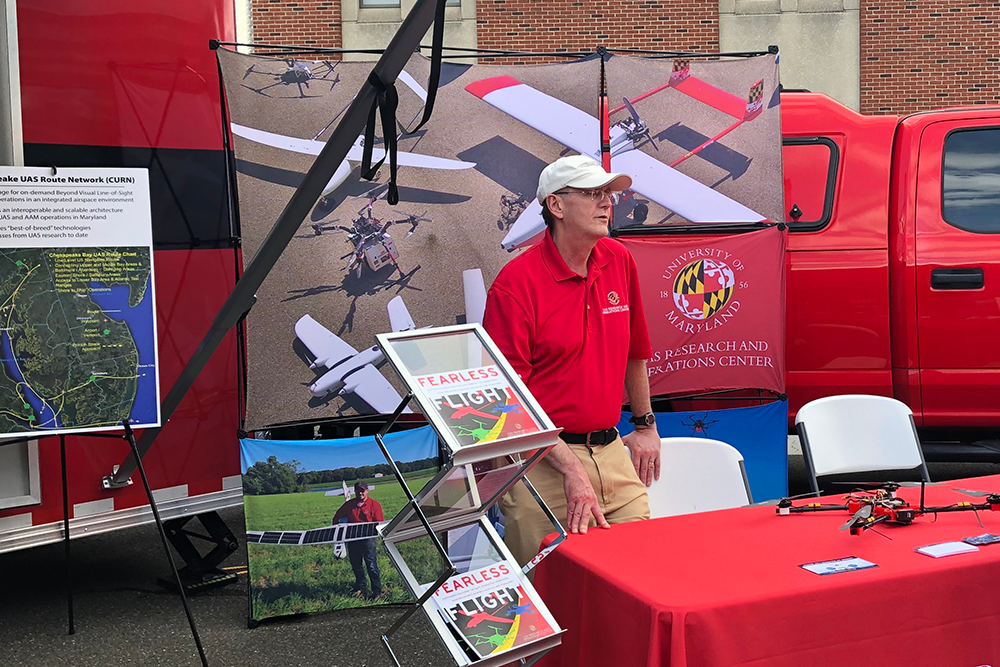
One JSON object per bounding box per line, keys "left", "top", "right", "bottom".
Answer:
{"left": 476, "top": 0, "right": 719, "bottom": 64}
{"left": 861, "top": 0, "right": 1000, "bottom": 114}
{"left": 250, "top": 0, "right": 342, "bottom": 50}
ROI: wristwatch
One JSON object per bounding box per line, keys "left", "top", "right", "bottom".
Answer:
{"left": 629, "top": 412, "right": 656, "bottom": 428}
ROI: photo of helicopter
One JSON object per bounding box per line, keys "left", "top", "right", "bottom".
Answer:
{"left": 315, "top": 194, "right": 429, "bottom": 278}
{"left": 241, "top": 58, "right": 340, "bottom": 98}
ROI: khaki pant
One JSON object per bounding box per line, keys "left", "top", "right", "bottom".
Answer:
{"left": 501, "top": 437, "right": 649, "bottom": 568}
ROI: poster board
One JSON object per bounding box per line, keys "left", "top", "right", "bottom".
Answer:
{"left": 240, "top": 426, "right": 439, "bottom": 621}
{"left": 0, "top": 166, "right": 159, "bottom": 437}
{"left": 216, "top": 49, "right": 784, "bottom": 429}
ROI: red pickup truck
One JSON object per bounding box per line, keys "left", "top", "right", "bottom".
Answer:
{"left": 781, "top": 92, "right": 1000, "bottom": 453}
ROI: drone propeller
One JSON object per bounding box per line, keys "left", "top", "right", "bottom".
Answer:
{"left": 831, "top": 481, "right": 939, "bottom": 490}
{"left": 952, "top": 488, "right": 997, "bottom": 498}
{"left": 751, "top": 491, "right": 820, "bottom": 507}
{"left": 621, "top": 97, "right": 656, "bottom": 150}
{"left": 840, "top": 503, "right": 873, "bottom": 531}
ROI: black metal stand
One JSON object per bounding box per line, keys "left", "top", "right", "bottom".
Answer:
{"left": 59, "top": 434, "right": 74, "bottom": 635}
{"left": 104, "top": 0, "right": 446, "bottom": 491}
{"left": 122, "top": 421, "right": 210, "bottom": 667}
{"left": 156, "top": 512, "right": 240, "bottom": 594}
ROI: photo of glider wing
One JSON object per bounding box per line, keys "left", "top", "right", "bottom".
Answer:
{"left": 465, "top": 62, "right": 768, "bottom": 250}
{"left": 231, "top": 70, "right": 475, "bottom": 208}
{"left": 246, "top": 521, "right": 384, "bottom": 546}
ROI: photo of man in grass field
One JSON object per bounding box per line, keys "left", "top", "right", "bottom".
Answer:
{"left": 333, "top": 480, "right": 384, "bottom": 600}
{"left": 240, "top": 427, "right": 439, "bottom": 621}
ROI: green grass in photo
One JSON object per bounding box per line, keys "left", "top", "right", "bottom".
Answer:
{"left": 245, "top": 471, "right": 445, "bottom": 620}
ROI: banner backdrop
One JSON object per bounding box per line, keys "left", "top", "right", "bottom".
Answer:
{"left": 240, "top": 427, "right": 437, "bottom": 621}
{"left": 617, "top": 400, "right": 788, "bottom": 501}
{"left": 619, "top": 226, "right": 786, "bottom": 396}
{"left": 217, "top": 49, "right": 783, "bottom": 428}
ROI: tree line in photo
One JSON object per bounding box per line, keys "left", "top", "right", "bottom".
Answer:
{"left": 243, "top": 455, "right": 439, "bottom": 495}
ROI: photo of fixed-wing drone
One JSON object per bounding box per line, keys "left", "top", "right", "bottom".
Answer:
{"left": 465, "top": 60, "right": 769, "bottom": 250}
{"left": 774, "top": 481, "right": 1000, "bottom": 536}
{"left": 241, "top": 58, "right": 340, "bottom": 98}
{"left": 231, "top": 70, "right": 476, "bottom": 210}
{"left": 294, "top": 269, "right": 488, "bottom": 414}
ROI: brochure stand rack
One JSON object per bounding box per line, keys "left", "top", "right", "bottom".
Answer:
{"left": 372, "top": 324, "right": 566, "bottom": 667}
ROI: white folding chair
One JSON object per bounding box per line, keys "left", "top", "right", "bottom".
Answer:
{"left": 794, "top": 395, "right": 931, "bottom": 495}
{"left": 646, "top": 437, "right": 752, "bottom": 519}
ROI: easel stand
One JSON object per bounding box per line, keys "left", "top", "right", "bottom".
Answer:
{"left": 121, "top": 421, "right": 210, "bottom": 667}
{"left": 59, "top": 434, "right": 74, "bottom": 635}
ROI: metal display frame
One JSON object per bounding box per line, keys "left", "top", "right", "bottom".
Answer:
{"left": 371, "top": 324, "right": 566, "bottom": 666}
{"left": 382, "top": 517, "right": 564, "bottom": 667}
{"left": 376, "top": 324, "right": 561, "bottom": 466}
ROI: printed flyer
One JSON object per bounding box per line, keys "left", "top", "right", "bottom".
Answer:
{"left": 413, "top": 365, "right": 541, "bottom": 446}
{"left": 430, "top": 561, "right": 555, "bottom": 658}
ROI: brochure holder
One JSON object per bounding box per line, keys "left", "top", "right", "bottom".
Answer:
{"left": 372, "top": 324, "right": 566, "bottom": 666}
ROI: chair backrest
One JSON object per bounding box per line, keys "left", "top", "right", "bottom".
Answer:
{"left": 794, "top": 394, "right": 930, "bottom": 493}
{"left": 647, "top": 437, "right": 752, "bottom": 519}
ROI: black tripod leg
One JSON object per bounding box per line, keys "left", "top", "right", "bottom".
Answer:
{"left": 60, "top": 434, "right": 74, "bottom": 635}
{"left": 122, "top": 421, "right": 210, "bottom": 667}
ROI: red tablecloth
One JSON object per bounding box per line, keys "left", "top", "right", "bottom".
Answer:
{"left": 533, "top": 476, "right": 1000, "bottom": 667}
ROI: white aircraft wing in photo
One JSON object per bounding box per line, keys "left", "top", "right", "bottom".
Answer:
{"left": 230, "top": 123, "right": 476, "bottom": 171}
{"left": 347, "top": 364, "right": 408, "bottom": 414}
{"left": 387, "top": 295, "right": 418, "bottom": 332}
{"left": 295, "top": 314, "right": 358, "bottom": 369}
{"left": 462, "top": 268, "right": 487, "bottom": 325}
{"left": 610, "top": 150, "right": 766, "bottom": 223}
{"left": 465, "top": 75, "right": 601, "bottom": 159}
{"left": 466, "top": 75, "right": 767, "bottom": 249}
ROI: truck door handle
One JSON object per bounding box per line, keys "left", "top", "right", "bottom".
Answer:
{"left": 931, "top": 268, "right": 984, "bottom": 290}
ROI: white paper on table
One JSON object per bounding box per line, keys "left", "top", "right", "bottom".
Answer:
{"left": 800, "top": 556, "right": 877, "bottom": 575}
{"left": 915, "top": 541, "right": 980, "bottom": 558}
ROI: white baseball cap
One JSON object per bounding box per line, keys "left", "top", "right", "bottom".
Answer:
{"left": 536, "top": 155, "right": 632, "bottom": 205}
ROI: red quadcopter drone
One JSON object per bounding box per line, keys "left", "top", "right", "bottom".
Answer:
{"left": 774, "top": 481, "right": 1000, "bottom": 535}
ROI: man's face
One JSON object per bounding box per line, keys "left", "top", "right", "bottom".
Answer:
{"left": 548, "top": 187, "right": 614, "bottom": 241}
{"left": 357, "top": 488, "right": 368, "bottom": 502}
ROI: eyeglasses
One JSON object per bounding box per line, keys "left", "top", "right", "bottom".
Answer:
{"left": 553, "top": 188, "right": 619, "bottom": 204}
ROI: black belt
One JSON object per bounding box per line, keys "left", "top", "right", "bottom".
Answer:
{"left": 561, "top": 427, "right": 619, "bottom": 446}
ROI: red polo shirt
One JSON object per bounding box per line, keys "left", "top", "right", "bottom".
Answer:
{"left": 333, "top": 496, "right": 384, "bottom": 524}
{"left": 483, "top": 230, "right": 652, "bottom": 434}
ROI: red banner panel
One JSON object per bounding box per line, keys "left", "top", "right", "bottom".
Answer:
{"left": 619, "top": 226, "right": 786, "bottom": 396}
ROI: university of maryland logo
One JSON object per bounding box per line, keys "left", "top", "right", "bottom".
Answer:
{"left": 670, "top": 59, "right": 690, "bottom": 83}
{"left": 607, "top": 291, "right": 620, "bottom": 306}
{"left": 672, "top": 258, "right": 736, "bottom": 321}
{"left": 744, "top": 79, "right": 765, "bottom": 120}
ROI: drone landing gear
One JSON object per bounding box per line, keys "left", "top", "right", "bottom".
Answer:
{"left": 156, "top": 512, "right": 240, "bottom": 594}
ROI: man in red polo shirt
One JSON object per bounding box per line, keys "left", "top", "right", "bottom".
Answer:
{"left": 483, "top": 155, "right": 661, "bottom": 567}
{"left": 333, "top": 481, "right": 384, "bottom": 599}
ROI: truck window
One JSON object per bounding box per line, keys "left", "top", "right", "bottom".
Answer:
{"left": 782, "top": 137, "right": 838, "bottom": 231}
{"left": 943, "top": 128, "right": 1000, "bottom": 233}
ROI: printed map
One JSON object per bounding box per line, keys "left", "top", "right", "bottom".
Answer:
{"left": 0, "top": 247, "right": 156, "bottom": 434}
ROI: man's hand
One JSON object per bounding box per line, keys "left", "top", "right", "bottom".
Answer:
{"left": 623, "top": 427, "right": 661, "bottom": 487}
{"left": 562, "top": 468, "right": 610, "bottom": 534}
